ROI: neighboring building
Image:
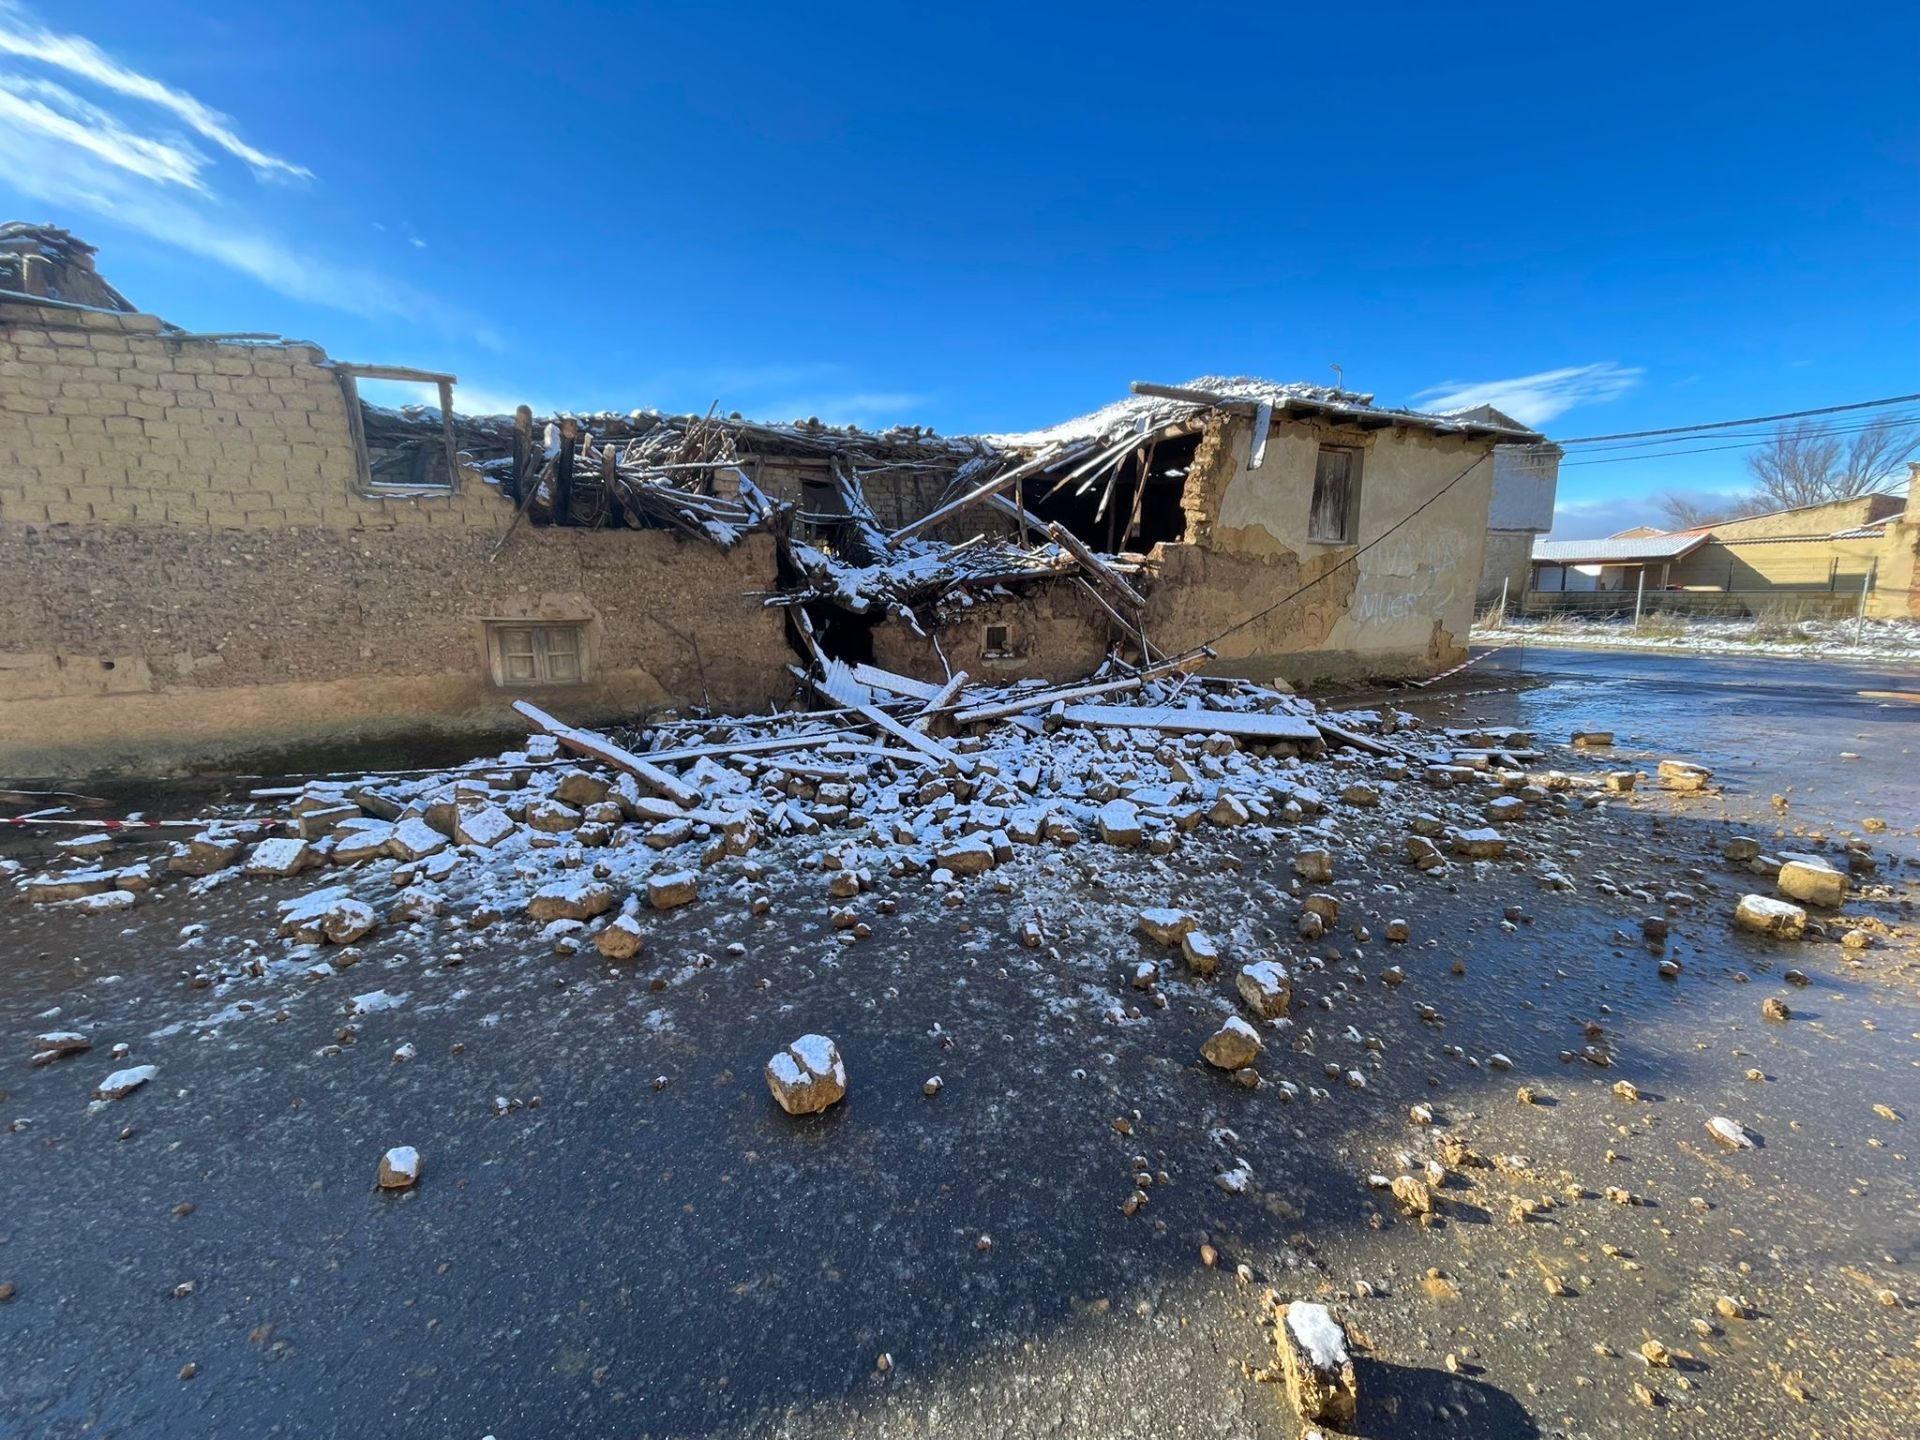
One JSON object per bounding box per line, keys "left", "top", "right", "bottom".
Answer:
{"left": 1527, "top": 478, "right": 1920, "bottom": 616}
{"left": 0, "top": 230, "right": 1543, "bottom": 776}
{"left": 1442, "top": 405, "right": 1562, "bottom": 610}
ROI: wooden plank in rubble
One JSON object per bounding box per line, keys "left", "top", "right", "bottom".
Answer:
{"left": 812, "top": 660, "right": 975, "bottom": 775}
{"left": 1046, "top": 521, "right": 1148, "bottom": 609}
{"left": 511, "top": 700, "right": 704, "bottom": 808}
{"left": 1056, "top": 704, "right": 1322, "bottom": 744}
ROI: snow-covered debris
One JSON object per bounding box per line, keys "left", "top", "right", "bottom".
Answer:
{"left": 1201, "top": 1016, "right": 1264, "bottom": 1071}
{"left": 276, "top": 887, "right": 378, "bottom": 945}
{"left": 765, "top": 1034, "right": 847, "bottom": 1115}
{"left": 1706, "top": 1116, "right": 1755, "bottom": 1149}
{"left": 1276, "top": 1302, "right": 1359, "bottom": 1424}
{"left": 246, "top": 838, "right": 316, "bottom": 878}
{"left": 1136, "top": 908, "right": 1198, "bottom": 946}
{"left": 647, "top": 871, "right": 698, "bottom": 910}
{"left": 378, "top": 1146, "right": 421, "bottom": 1189}
{"left": 1236, "top": 960, "right": 1292, "bottom": 1020}
{"left": 1734, "top": 894, "right": 1807, "bottom": 939}
{"left": 95, "top": 1065, "right": 157, "bottom": 1099}
{"left": 528, "top": 880, "right": 615, "bottom": 922}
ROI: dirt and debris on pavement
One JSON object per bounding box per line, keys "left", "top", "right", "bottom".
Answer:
{"left": 2, "top": 647, "right": 1918, "bottom": 1439}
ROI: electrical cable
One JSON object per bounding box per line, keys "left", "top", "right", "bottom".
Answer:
{"left": 1555, "top": 393, "right": 1920, "bottom": 445}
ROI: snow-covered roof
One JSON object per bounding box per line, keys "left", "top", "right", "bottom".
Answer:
{"left": 1828, "top": 517, "right": 1897, "bottom": 540}
{"left": 1532, "top": 534, "right": 1713, "bottom": 565}
{"left": 990, "top": 376, "right": 1547, "bottom": 451}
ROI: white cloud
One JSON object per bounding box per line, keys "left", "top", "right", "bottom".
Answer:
{"left": 1416, "top": 363, "right": 1644, "bottom": 427}
{"left": 0, "top": 75, "right": 207, "bottom": 188}
{"left": 0, "top": 1, "right": 308, "bottom": 179}
{"left": 0, "top": 3, "right": 494, "bottom": 344}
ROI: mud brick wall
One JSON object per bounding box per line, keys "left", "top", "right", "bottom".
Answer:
{"left": 0, "top": 301, "right": 792, "bottom": 777}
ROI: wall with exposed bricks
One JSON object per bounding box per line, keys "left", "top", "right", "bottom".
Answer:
{"left": 0, "top": 300, "right": 793, "bottom": 777}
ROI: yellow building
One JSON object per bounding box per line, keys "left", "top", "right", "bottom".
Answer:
{"left": 1529, "top": 469, "right": 1920, "bottom": 619}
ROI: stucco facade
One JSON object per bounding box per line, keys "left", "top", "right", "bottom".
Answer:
{"left": 1148, "top": 411, "right": 1498, "bottom": 684}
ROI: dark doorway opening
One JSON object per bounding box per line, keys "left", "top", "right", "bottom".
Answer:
{"left": 1030, "top": 432, "right": 1196, "bottom": 552}
{"left": 789, "top": 601, "right": 881, "bottom": 667}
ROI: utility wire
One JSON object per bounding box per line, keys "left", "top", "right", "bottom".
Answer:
{"left": 1555, "top": 392, "right": 1920, "bottom": 445}
{"left": 1566, "top": 411, "right": 1920, "bottom": 456}
{"left": 1173, "top": 453, "right": 1490, "bottom": 662}
{"left": 1562, "top": 419, "right": 1920, "bottom": 467}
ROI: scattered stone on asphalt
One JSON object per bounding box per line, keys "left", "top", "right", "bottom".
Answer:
{"left": 1735, "top": 894, "right": 1808, "bottom": 939}
{"left": 765, "top": 1034, "right": 848, "bottom": 1115}
{"left": 94, "top": 1065, "right": 157, "bottom": 1100}
{"left": 377, "top": 1146, "right": 421, "bottom": 1189}
{"left": 1706, "top": 1116, "right": 1755, "bottom": 1149}
{"left": 1201, "top": 1017, "right": 1264, "bottom": 1071}
{"left": 1274, "top": 1302, "right": 1358, "bottom": 1425}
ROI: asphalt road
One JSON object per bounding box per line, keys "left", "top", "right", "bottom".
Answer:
{"left": 2, "top": 646, "right": 1916, "bottom": 1439}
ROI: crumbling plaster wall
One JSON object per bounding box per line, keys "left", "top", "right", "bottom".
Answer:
{"left": 872, "top": 586, "right": 1112, "bottom": 687}
{"left": 0, "top": 301, "right": 790, "bottom": 776}
{"left": 1147, "top": 413, "right": 1493, "bottom": 683}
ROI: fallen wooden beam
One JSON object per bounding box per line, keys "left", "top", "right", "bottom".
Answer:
{"left": 1249, "top": 398, "right": 1273, "bottom": 470}
{"left": 983, "top": 491, "right": 1053, "bottom": 535}
{"left": 813, "top": 659, "right": 975, "bottom": 774}
{"left": 511, "top": 701, "right": 704, "bottom": 808}
{"left": 850, "top": 662, "right": 943, "bottom": 703}
{"left": 1057, "top": 704, "right": 1322, "bottom": 744}
{"left": 641, "top": 729, "right": 855, "bottom": 765}
{"left": 1314, "top": 719, "right": 1402, "bottom": 758}
{"left": 952, "top": 674, "right": 1144, "bottom": 725}
{"left": 1128, "top": 380, "right": 1259, "bottom": 414}
{"left": 887, "top": 449, "right": 1065, "bottom": 545}
{"left": 915, "top": 669, "right": 971, "bottom": 720}
{"left": 1047, "top": 522, "right": 1148, "bottom": 609}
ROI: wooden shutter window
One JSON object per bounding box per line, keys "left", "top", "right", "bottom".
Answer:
{"left": 1309, "top": 446, "right": 1359, "bottom": 544}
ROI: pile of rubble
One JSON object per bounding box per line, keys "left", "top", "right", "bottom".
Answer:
{"left": 11, "top": 644, "right": 1688, "bottom": 990}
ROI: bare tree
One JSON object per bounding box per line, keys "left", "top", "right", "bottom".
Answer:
{"left": 1745, "top": 416, "right": 1919, "bottom": 512}
{"left": 1839, "top": 416, "right": 1920, "bottom": 491}
{"left": 1745, "top": 421, "right": 1846, "bottom": 510}
{"left": 1656, "top": 492, "right": 1740, "bottom": 529}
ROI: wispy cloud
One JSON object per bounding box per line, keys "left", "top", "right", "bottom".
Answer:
{"left": 0, "top": 75, "right": 207, "bottom": 188}
{"left": 1416, "top": 362, "right": 1644, "bottom": 427}
{"left": 0, "top": 2, "right": 490, "bottom": 342}
{"left": 0, "top": 1, "right": 307, "bottom": 179}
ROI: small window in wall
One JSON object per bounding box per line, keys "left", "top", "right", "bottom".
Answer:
{"left": 983, "top": 622, "right": 1014, "bottom": 658}
{"left": 338, "top": 365, "right": 462, "bottom": 498}
{"left": 487, "top": 622, "right": 589, "bottom": 687}
{"left": 1308, "top": 445, "right": 1362, "bottom": 545}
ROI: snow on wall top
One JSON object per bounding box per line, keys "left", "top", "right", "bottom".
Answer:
{"left": 988, "top": 376, "right": 1546, "bottom": 452}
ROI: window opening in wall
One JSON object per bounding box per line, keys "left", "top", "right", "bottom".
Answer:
{"left": 983, "top": 622, "right": 1014, "bottom": 658}
{"left": 338, "top": 365, "right": 462, "bottom": 497}
{"left": 794, "top": 602, "right": 880, "bottom": 666}
{"left": 1028, "top": 431, "right": 1197, "bottom": 552}
{"left": 1308, "top": 444, "right": 1362, "bottom": 544}
{"left": 487, "top": 622, "right": 589, "bottom": 687}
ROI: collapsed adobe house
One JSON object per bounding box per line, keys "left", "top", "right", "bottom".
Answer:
{"left": 0, "top": 227, "right": 1549, "bottom": 778}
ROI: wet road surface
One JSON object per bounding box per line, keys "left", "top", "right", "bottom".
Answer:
{"left": 1, "top": 647, "right": 1916, "bottom": 1439}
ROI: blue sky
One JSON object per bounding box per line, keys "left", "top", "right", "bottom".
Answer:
{"left": 3, "top": 1, "right": 1916, "bottom": 535}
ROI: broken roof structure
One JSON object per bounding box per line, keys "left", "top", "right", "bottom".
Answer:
{"left": 0, "top": 223, "right": 137, "bottom": 313}
{"left": 0, "top": 226, "right": 1561, "bottom": 777}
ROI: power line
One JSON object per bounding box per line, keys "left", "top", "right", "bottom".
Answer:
{"left": 1568, "top": 411, "right": 1920, "bottom": 456}
{"left": 1561, "top": 415, "right": 1920, "bottom": 466}
{"left": 1555, "top": 392, "right": 1920, "bottom": 446}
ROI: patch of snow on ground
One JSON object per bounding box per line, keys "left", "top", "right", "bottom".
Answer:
{"left": 1474, "top": 614, "right": 1920, "bottom": 661}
